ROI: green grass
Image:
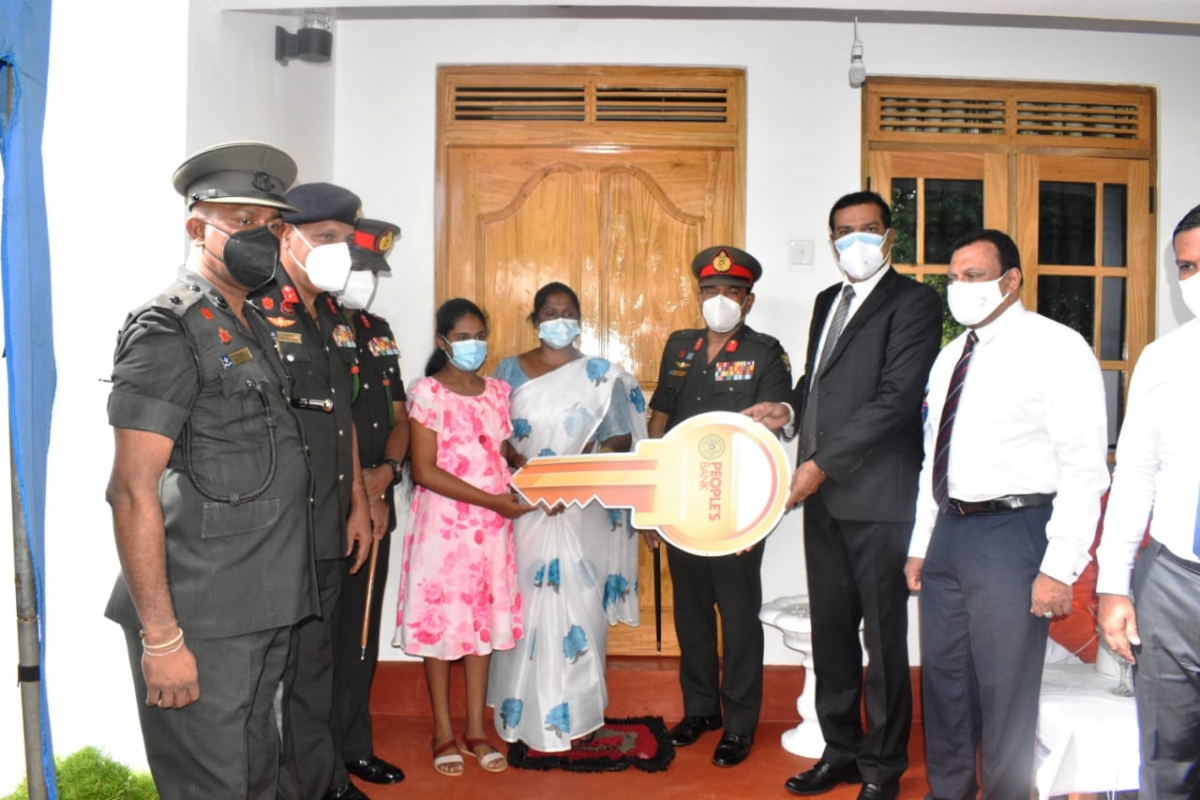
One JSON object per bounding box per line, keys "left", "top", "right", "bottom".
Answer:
{"left": 3, "top": 747, "right": 157, "bottom": 800}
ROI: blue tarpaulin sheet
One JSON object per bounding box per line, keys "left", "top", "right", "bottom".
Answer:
{"left": 1, "top": 0, "right": 59, "bottom": 794}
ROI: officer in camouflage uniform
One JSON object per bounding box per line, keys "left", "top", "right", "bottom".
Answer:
{"left": 646, "top": 245, "right": 792, "bottom": 769}
{"left": 105, "top": 141, "right": 319, "bottom": 798}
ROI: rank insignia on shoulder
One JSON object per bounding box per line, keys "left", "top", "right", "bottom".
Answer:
{"left": 359, "top": 313, "right": 372, "bottom": 329}
{"left": 714, "top": 360, "right": 755, "bottom": 381}
{"left": 332, "top": 324, "right": 356, "bottom": 348}
{"left": 228, "top": 347, "right": 253, "bottom": 366}
{"left": 267, "top": 316, "right": 297, "bottom": 328}
{"left": 281, "top": 285, "right": 300, "bottom": 305}
{"left": 261, "top": 297, "right": 275, "bottom": 310}
{"left": 327, "top": 296, "right": 339, "bottom": 314}
{"left": 218, "top": 327, "right": 232, "bottom": 344}
{"left": 276, "top": 331, "right": 303, "bottom": 344}
{"left": 200, "top": 307, "right": 215, "bottom": 321}
{"left": 725, "top": 339, "right": 739, "bottom": 353}
{"left": 368, "top": 336, "right": 400, "bottom": 357}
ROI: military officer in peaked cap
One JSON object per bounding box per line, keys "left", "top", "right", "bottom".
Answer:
{"left": 645, "top": 245, "right": 793, "bottom": 768}
{"left": 105, "top": 141, "right": 319, "bottom": 798}
{"left": 254, "top": 182, "right": 392, "bottom": 800}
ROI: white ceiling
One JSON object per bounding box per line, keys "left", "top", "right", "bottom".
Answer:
{"left": 218, "top": 0, "right": 1200, "bottom": 32}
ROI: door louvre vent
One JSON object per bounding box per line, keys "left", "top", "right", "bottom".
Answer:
{"left": 1015, "top": 101, "right": 1140, "bottom": 139}
{"left": 867, "top": 79, "right": 1153, "bottom": 151}
{"left": 454, "top": 86, "right": 586, "bottom": 121}
{"left": 595, "top": 86, "right": 728, "bottom": 123}
{"left": 451, "top": 81, "right": 730, "bottom": 124}
{"left": 878, "top": 96, "right": 1006, "bottom": 135}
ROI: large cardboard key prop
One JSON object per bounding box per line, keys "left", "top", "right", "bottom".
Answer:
{"left": 511, "top": 411, "right": 789, "bottom": 556}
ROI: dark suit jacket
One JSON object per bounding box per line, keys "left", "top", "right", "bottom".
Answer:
{"left": 793, "top": 268, "right": 942, "bottom": 522}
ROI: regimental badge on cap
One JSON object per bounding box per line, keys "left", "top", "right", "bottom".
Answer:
{"left": 349, "top": 218, "right": 400, "bottom": 273}
{"left": 692, "top": 245, "right": 763, "bottom": 288}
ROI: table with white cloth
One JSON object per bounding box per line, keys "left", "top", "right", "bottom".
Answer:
{"left": 1035, "top": 663, "right": 1140, "bottom": 799}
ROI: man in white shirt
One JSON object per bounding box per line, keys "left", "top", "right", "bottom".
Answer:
{"left": 1096, "top": 204, "right": 1200, "bottom": 800}
{"left": 905, "top": 229, "right": 1110, "bottom": 800}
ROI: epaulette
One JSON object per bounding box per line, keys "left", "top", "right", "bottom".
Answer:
{"left": 666, "top": 328, "right": 706, "bottom": 343}
{"left": 146, "top": 281, "right": 207, "bottom": 318}
{"left": 741, "top": 328, "right": 782, "bottom": 348}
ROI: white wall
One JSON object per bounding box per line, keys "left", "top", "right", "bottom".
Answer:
{"left": 330, "top": 15, "right": 1200, "bottom": 670}
{"left": 9, "top": 4, "right": 1200, "bottom": 789}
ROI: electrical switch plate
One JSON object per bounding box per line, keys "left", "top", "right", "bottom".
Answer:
{"left": 789, "top": 238, "right": 815, "bottom": 265}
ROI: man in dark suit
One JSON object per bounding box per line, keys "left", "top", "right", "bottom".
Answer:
{"left": 746, "top": 191, "right": 942, "bottom": 800}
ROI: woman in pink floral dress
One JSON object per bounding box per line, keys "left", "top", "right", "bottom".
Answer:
{"left": 393, "top": 298, "right": 534, "bottom": 776}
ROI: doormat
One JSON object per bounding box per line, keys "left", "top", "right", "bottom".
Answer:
{"left": 506, "top": 715, "right": 676, "bottom": 773}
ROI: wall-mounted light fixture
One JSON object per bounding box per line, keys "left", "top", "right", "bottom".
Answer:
{"left": 275, "top": 8, "right": 333, "bottom": 66}
{"left": 848, "top": 17, "right": 866, "bottom": 88}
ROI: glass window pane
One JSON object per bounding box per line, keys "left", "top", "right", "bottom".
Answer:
{"left": 1038, "top": 181, "right": 1096, "bottom": 265}
{"left": 1102, "top": 370, "right": 1125, "bottom": 453}
{"left": 924, "top": 179, "right": 983, "bottom": 264}
{"left": 891, "top": 178, "right": 917, "bottom": 265}
{"left": 1038, "top": 275, "right": 1095, "bottom": 345}
{"left": 923, "top": 273, "right": 966, "bottom": 346}
{"left": 1100, "top": 276, "right": 1126, "bottom": 361}
{"left": 1102, "top": 184, "right": 1128, "bottom": 267}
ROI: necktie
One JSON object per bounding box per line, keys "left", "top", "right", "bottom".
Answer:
{"left": 1193, "top": 489, "right": 1200, "bottom": 559}
{"left": 932, "top": 331, "right": 978, "bottom": 508}
{"left": 800, "top": 284, "right": 855, "bottom": 461}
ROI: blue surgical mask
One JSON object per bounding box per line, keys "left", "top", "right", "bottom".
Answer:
{"left": 538, "top": 318, "right": 581, "bottom": 349}
{"left": 443, "top": 337, "right": 487, "bottom": 372}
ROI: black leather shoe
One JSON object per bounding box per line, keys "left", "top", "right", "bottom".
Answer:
{"left": 667, "top": 714, "right": 723, "bottom": 747}
{"left": 324, "top": 784, "right": 369, "bottom": 800}
{"left": 856, "top": 783, "right": 899, "bottom": 800}
{"left": 711, "top": 731, "right": 753, "bottom": 767}
{"left": 344, "top": 755, "right": 405, "bottom": 785}
{"left": 784, "top": 759, "right": 863, "bottom": 795}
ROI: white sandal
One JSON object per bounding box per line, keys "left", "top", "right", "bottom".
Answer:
{"left": 459, "top": 736, "right": 508, "bottom": 773}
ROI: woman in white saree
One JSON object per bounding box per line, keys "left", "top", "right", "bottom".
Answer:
{"left": 487, "top": 282, "right": 647, "bottom": 753}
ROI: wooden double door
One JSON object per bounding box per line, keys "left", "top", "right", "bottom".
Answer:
{"left": 437, "top": 66, "right": 747, "bottom": 656}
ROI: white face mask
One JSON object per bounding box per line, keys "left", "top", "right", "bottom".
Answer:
{"left": 701, "top": 293, "right": 745, "bottom": 333}
{"left": 339, "top": 270, "right": 377, "bottom": 310}
{"left": 1181, "top": 274, "right": 1200, "bottom": 319}
{"left": 293, "top": 230, "right": 354, "bottom": 294}
{"left": 538, "top": 318, "right": 581, "bottom": 349}
{"left": 947, "top": 272, "right": 1012, "bottom": 327}
{"left": 834, "top": 231, "right": 889, "bottom": 282}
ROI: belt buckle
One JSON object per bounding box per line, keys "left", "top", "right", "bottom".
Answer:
{"left": 947, "top": 499, "right": 966, "bottom": 516}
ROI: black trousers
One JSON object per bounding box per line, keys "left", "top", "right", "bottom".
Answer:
{"left": 123, "top": 625, "right": 294, "bottom": 800}
{"left": 919, "top": 505, "right": 1052, "bottom": 800}
{"left": 280, "top": 558, "right": 346, "bottom": 798}
{"left": 665, "top": 542, "right": 765, "bottom": 737}
{"left": 330, "top": 530, "right": 392, "bottom": 765}
{"left": 803, "top": 491, "right": 912, "bottom": 785}
{"left": 1132, "top": 541, "right": 1200, "bottom": 800}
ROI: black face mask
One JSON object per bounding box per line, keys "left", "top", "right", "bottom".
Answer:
{"left": 209, "top": 225, "right": 279, "bottom": 291}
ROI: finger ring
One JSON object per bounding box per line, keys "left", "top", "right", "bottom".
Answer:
{"left": 1042, "top": 611, "right": 1054, "bottom": 618}
{"left": 156, "top": 700, "right": 164, "bottom": 707}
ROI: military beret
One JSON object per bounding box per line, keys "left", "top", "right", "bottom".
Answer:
{"left": 172, "top": 141, "right": 298, "bottom": 211}
{"left": 692, "top": 245, "right": 762, "bottom": 287}
{"left": 349, "top": 218, "right": 400, "bottom": 274}
{"left": 282, "top": 182, "right": 363, "bottom": 226}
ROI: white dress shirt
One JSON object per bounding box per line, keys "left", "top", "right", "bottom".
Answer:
{"left": 908, "top": 301, "right": 1111, "bottom": 584}
{"left": 1095, "top": 318, "right": 1200, "bottom": 596}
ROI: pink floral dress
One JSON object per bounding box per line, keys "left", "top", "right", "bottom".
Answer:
{"left": 393, "top": 376, "right": 523, "bottom": 659}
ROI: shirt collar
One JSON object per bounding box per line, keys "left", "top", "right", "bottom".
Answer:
{"left": 972, "top": 298, "right": 1025, "bottom": 345}
{"left": 840, "top": 263, "right": 890, "bottom": 302}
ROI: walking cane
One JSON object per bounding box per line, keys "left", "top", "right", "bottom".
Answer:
{"left": 653, "top": 545, "right": 662, "bottom": 653}
{"left": 359, "top": 538, "right": 381, "bottom": 660}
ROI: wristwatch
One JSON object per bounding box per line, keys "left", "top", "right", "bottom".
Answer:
{"left": 383, "top": 458, "right": 403, "bottom": 482}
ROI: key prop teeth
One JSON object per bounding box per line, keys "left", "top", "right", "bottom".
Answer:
{"left": 509, "top": 411, "right": 789, "bottom": 556}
